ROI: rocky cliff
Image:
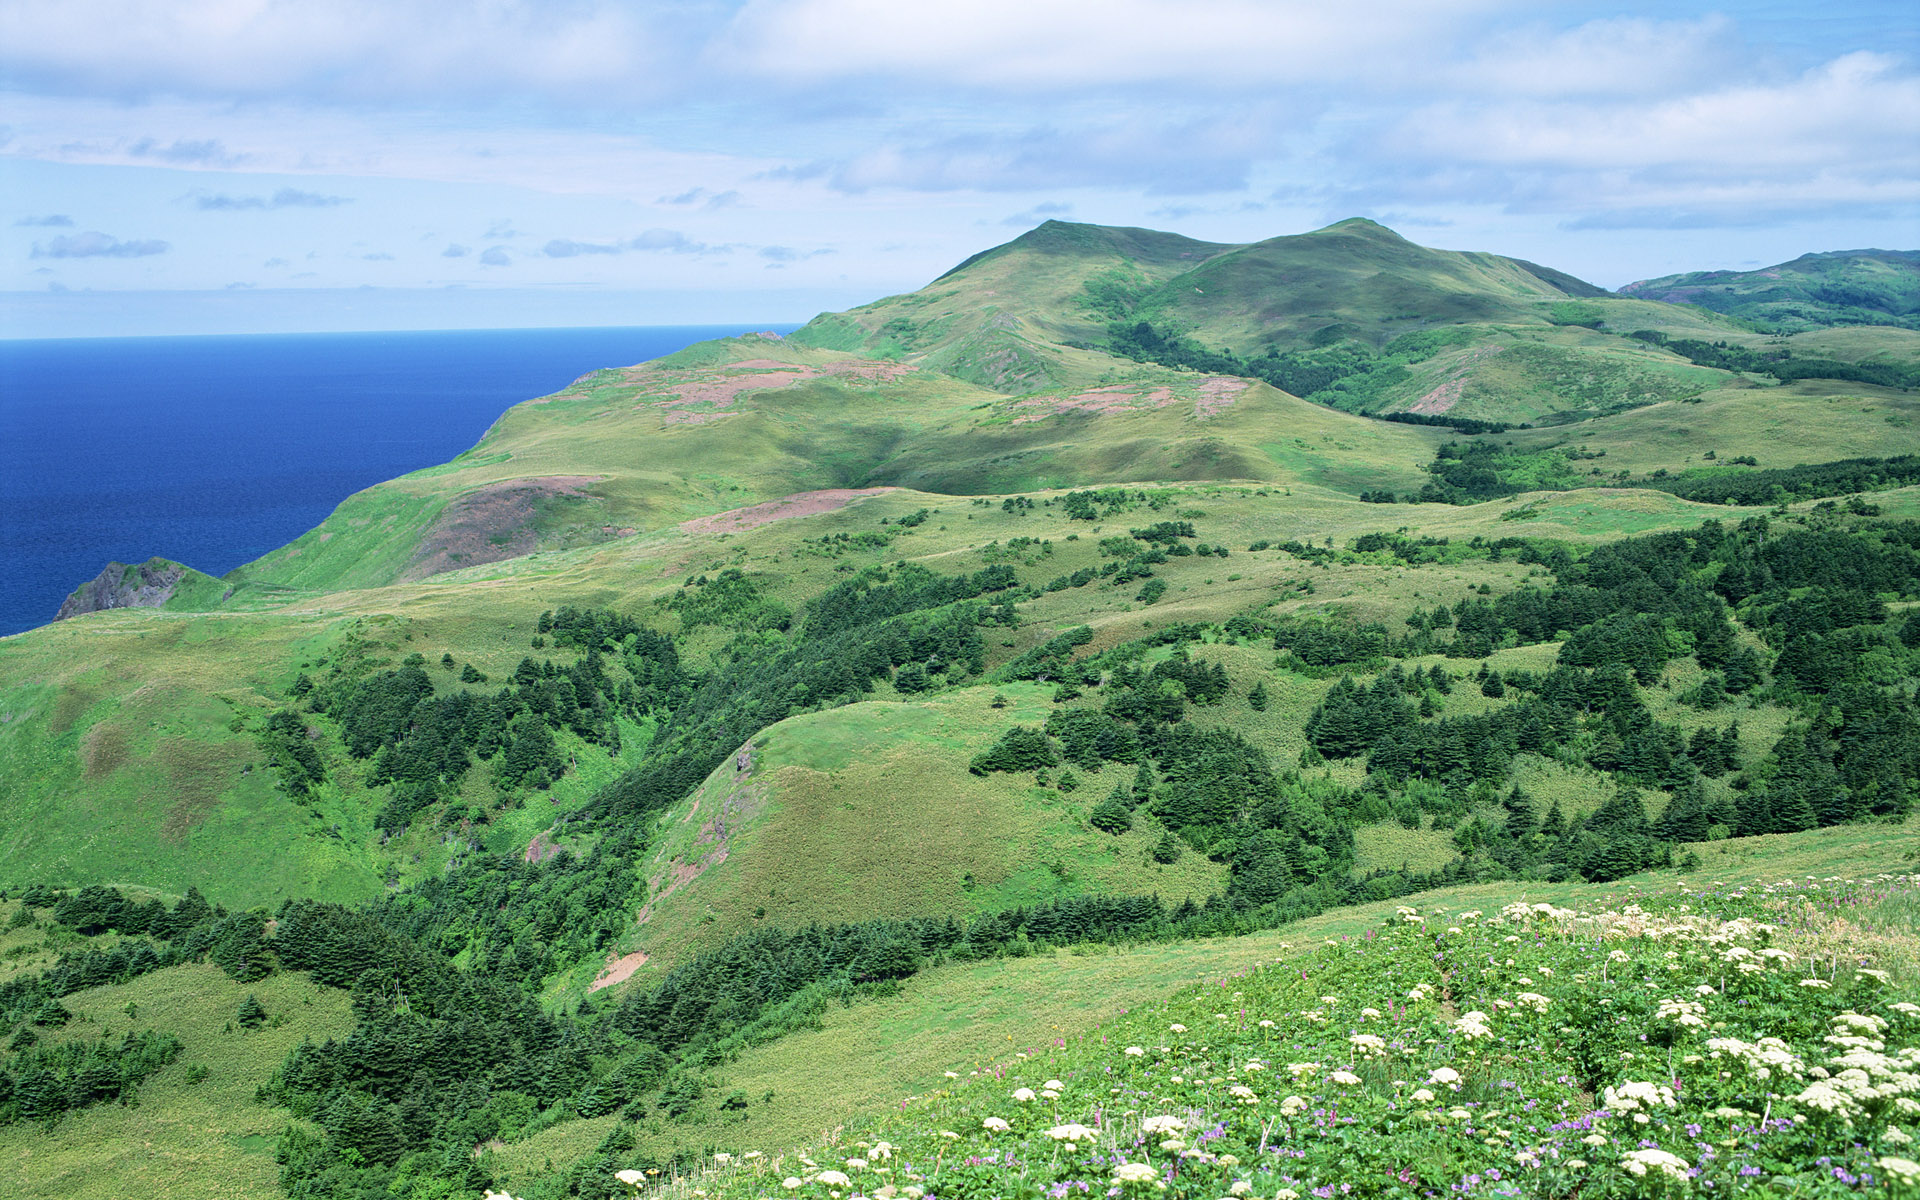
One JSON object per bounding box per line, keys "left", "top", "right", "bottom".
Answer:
{"left": 55, "top": 557, "right": 193, "bottom": 621}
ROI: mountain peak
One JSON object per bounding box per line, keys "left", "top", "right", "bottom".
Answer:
{"left": 936, "top": 219, "right": 1230, "bottom": 281}
{"left": 1316, "top": 217, "right": 1408, "bottom": 240}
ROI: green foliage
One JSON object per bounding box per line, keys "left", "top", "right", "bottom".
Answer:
{"left": 0, "top": 1029, "right": 183, "bottom": 1126}
{"left": 1628, "top": 329, "right": 1920, "bottom": 387}
{"left": 236, "top": 993, "right": 268, "bottom": 1029}
{"left": 1089, "top": 786, "right": 1134, "bottom": 835}
{"left": 1620, "top": 248, "right": 1920, "bottom": 331}
{"left": 1644, "top": 454, "right": 1920, "bottom": 507}
{"left": 969, "top": 726, "right": 1058, "bottom": 775}
{"left": 667, "top": 569, "right": 794, "bottom": 634}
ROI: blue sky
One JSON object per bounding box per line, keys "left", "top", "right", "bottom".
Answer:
{"left": 3, "top": 0, "right": 1916, "bottom": 336}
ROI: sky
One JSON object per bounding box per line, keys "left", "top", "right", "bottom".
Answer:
{"left": 2, "top": 0, "right": 1917, "bottom": 337}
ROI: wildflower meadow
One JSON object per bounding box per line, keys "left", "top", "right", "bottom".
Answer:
{"left": 508, "top": 874, "right": 1920, "bottom": 1199}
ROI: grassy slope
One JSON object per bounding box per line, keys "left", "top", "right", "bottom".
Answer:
{"left": 547, "top": 479, "right": 1801, "bottom": 992}
{"left": 1495, "top": 377, "right": 1920, "bottom": 473}
{"left": 491, "top": 817, "right": 1920, "bottom": 1183}
{"left": 10, "top": 818, "right": 1910, "bottom": 1200}
{"left": 0, "top": 446, "right": 1859, "bottom": 913}
{"left": 0, "top": 902, "right": 353, "bottom": 1200}
{"left": 609, "top": 681, "right": 1228, "bottom": 984}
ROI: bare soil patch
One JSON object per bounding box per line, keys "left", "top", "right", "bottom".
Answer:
{"left": 1408, "top": 345, "right": 1506, "bottom": 415}
{"left": 588, "top": 950, "right": 650, "bottom": 993}
{"left": 1409, "top": 378, "right": 1467, "bottom": 415}
{"left": 636, "top": 763, "right": 769, "bottom": 928}
{"left": 679, "top": 487, "right": 899, "bottom": 536}
{"left": 400, "top": 475, "right": 604, "bottom": 582}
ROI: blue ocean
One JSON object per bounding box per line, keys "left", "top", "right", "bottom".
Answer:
{"left": 0, "top": 325, "right": 796, "bottom": 638}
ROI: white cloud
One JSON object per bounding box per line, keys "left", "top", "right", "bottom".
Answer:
{"left": 196, "top": 187, "right": 351, "bottom": 210}
{"left": 1001, "top": 202, "right": 1072, "bottom": 227}
{"left": 817, "top": 109, "right": 1287, "bottom": 194}
{"left": 31, "top": 230, "right": 169, "bottom": 257}
{"left": 543, "top": 230, "right": 732, "bottom": 257}
{"left": 0, "top": 0, "right": 677, "bottom": 105}
{"left": 715, "top": 0, "right": 1499, "bottom": 92}
{"left": 1399, "top": 52, "right": 1920, "bottom": 172}
{"left": 1448, "top": 16, "right": 1743, "bottom": 99}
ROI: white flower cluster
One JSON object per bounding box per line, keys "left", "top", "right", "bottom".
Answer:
{"left": 1111, "top": 1161, "right": 1162, "bottom": 1189}
{"left": 1620, "top": 1147, "right": 1691, "bottom": 1182}
{"left": 1825, "top": 1011, "right": 1890, "bottom": 1051}
{"left": 1603, "top": 1080, "right": 1677, "bottom": 1124}
{"left": 1498, "top": 901, "right": 1574, "bottom": 923}
{"left": 1706, "top": 1036, "right": 1807, "bottom": 1081}
{"left": 1453, "top": 1010, "right": 1494, "bottom": 1041}
{"left": 1512, "top": 991, "right": 1550, "bottom": 1015}
{"left": 1348, "top": 1032, "right": 1387, "bottom": 1058}
{"left": 1656, "top": 997, "right": 1708, "bottom": 1029}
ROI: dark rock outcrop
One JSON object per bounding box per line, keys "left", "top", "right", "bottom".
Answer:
{"left": 55, "top": 558, "right": 188, "bottom": 621}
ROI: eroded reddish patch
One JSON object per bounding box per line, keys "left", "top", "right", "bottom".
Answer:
{"left": 679, "top": 487, "right": 899, "bottom": 536}
{"left": 1010, "top": 375, "right": 1246, "bottom": 423}
{"left": 1407, "top": 345, "right": 1507, "bottom": 415}
{"left": 400, "top": 475, "right": 605, "bottom": 582}
{"left": 1191, "top": 377, "right": 1249, "bottom": 418}
{"left": 634, "top": 749, "right": 767, "bottom": 928}
{"left": 1408, "top": 378, "right": 1468, "bottom": 415}
{"left": 622, "top": 358, "right": 917, "bottom": 425}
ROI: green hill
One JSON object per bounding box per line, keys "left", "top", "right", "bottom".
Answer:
{"left": 790, "top": 218, "right": 1651, "bottom": 425}
{"left": 5, "top": 218, "right": 1920, "bottom": 1200}
{"left": 1123, "top": 217, "right": 1608, "bottom": 350}
{"left": 1620, "top": 248, "right": 1920, "bottom": 332}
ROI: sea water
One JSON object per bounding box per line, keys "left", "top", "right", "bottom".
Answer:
{"left": 0, "top": 325, "right": 795, "bottom": 637}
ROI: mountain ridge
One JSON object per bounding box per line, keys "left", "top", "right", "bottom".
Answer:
{"left": 1619, "top": 247, "right": 1920, "bottom": 331}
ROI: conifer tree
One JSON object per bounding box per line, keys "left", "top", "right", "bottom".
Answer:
{"left": 237, "top": 994, "right": 268, "bottom": 1029}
